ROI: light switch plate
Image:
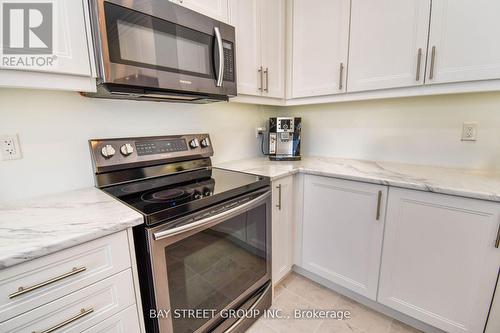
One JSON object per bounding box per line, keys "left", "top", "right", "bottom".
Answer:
{"left": 461, "top": 122, "right": 478, "bottom": 141}
{"left": 1, "top": 134, "right": 22, "bottom": 160}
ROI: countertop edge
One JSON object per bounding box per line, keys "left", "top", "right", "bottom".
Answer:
{"left": 299, "top": 168, "right": 500, "bottom": 203}
{"left": 0, "top": 216, "right": 143, "bottom": 270}
{"left": 219, "top": 158, "right": 500, "bottom": 203}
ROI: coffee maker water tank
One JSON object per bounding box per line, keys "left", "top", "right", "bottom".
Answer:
{"left": 268, "top": 117, "right": 301, "bottom": 161}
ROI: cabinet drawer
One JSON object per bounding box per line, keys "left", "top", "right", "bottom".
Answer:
{"left": 81, "top": 305, "right": 141, "bottom": 333}
{"left": 0, "top": 231, "right": 131, "bottom": 321}
{"left": 0, "top": 269, "right": 135, "bottom": 333}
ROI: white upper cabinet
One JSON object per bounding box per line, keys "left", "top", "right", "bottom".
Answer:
{"left": 347, "top": 0, "right": 431, "bottom": 92}
{"left": 231, "top": 0, "right": 262, "bottom": 96}
{"left": 0, "top": 0, "right": 92, "bottom": 77}
{"left": 301, "top": 175, "right": 388, "bottom": 300}
{"left": 426, "top": 0, "right": 500, "bottom": 84}
{"left": 291, "top": 0, "right": 350, "bottom": 98}
{"left": 52, "top": 0, "right": 92, "bottom": 77}
{"left": 170, "top": 0, "right": 229, "bottom": 23}
{"left": 260, "top": 0, "right": 285, "bottom": 98}
{"left": 379, "top": 188, "right": 500, "bottom": 333}
{"left": 231, "top": 0, "right": 285, "bottom": 99}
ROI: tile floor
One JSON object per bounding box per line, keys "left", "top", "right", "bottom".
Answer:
{"left": 247, "top": 273, "right": 423, "bottom": 333}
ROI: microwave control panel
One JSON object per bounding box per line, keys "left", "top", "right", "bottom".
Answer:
{"left": 223, "top": 41, "right": 234, "bottom": 82}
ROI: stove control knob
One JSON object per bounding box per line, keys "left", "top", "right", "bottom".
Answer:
{"left": 203, "top": 189, "right": 213, "bottom": 197}
{"left": 120, "top": 143, "right": 134, "bottom": 156}
{"left": 101, "top": 144, "right": 116, "bottom": 158}
{"left": 194, "top": 192, "right": 203, "bottom": 200}
{"left": 189, "top": 138, "right": 200, "bottom": 149}
{"left": 200, "top": 137, "right": 211, "bottom": 148}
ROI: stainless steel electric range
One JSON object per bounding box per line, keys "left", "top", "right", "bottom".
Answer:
{"left": 89, "top": 134, "right": 272, "bottom": 333}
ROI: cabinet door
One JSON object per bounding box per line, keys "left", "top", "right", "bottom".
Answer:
{"left": 348, "top": 0, "right": 431, "bottom": 92}
{"left": 379, "top": 188, "right": 500, "bottom": 333}
{"left": 230, "top": 0, "right": 262, "bottom": 96}
{"left": 302, "top": 175, "right": 388, "bottom": 300}
{"left": 0, "top": 0, "right": 92, "bottom": 77}
{"left": 272, "top": 176, "right": 294, "bottom": 285}
{"left": 170, "top": 0, "right": 229, "bottom": 22}
{"left": 260, "top": 0, "right": 285, "bottom": 99}
{"left": 426, "top": 0, "right": 500, "bottom": 84}
{"left": 291, "top": 0, "right": 350, "bottom": 98}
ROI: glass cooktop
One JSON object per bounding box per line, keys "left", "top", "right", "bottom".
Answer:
{"left": 103, "top": 167, "right": 269, "bottom": 226}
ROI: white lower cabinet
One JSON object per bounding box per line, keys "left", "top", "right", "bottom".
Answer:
{"left": 81, "top": 305, "right": 141, "bottom": 333}
{"left": 378, "top": 188, "right": 500, "bottom": 333}
{"left": 0, "top": 270, "right": 135, "bottom": 333}
{"left": 272, "top": 175, "right": 294, "bottom": 285}
{"left": 0, "top": 231, "right": 143, "bottom": 333}
{"left": 301, "top": 175, "right": 388, "bottom": 300}
{"left": 0, "top": 231, "right": 131, "bottom": 321}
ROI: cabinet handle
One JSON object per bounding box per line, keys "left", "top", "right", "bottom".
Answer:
{"left": 258, "top": 66, "right": 264, "bottom": 91}
{"left": 429, "top": 46, "right": 436, "bottom": 80}
{"left": 276, "top": 184, "right": 282, "bottom": 210}
{"left": 32, "top": 308, "right": 94, "bottom": 333}
{"left": 376, "top": 191, "right": 382, "bottom": 220}
{"left": 416, "top": 48, "right": 422, "bottom": 81}
{"left": 495, "top": 223, "right": 500, "bottom": 248}
{"left": 264, "top": 67, "right": 269, "bottom": 92}
{"left": 339, "top": 62, "right": 344, "bottom": 90}
{"left": 9, "top": 266, "right": 86, "bottom": 299}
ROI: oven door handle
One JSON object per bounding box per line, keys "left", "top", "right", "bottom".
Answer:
{"left": 214, "top": 26, "right": 224, "bottom": 87}
{"left": 153, "top": 190, "right": 271, "bottom": 241}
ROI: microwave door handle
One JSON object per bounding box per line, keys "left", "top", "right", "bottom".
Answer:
{"left": 153, "top": 190, "right": 270, "bottom": 241}
{"left": 214, "top": 27, "right": 224, "bottom": 87}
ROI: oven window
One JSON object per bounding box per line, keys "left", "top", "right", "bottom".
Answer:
{"left": 165, "top": 205, "right": 267, "bottom": 333}
{"left": 104, "top": 2, "right": 214, "bottom": 79}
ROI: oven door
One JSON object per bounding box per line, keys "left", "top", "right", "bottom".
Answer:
{"left": 93, "top": 0, "right": 236, "bottom": 97}
{"left": 148, "top": 188, "right": 271, "bottom": 333}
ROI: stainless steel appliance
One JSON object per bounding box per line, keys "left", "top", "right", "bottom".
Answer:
{"left": 84, "top": 0, "right": 237, "bottom": 103}
{"left": 89, "top": 134, "right": 271, "bottom": 333}
{"left": 268, "top": 117, "right": 302, "bottom": 161}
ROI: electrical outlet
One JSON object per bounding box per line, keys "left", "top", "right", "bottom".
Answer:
{"left": 461, "top": 122, "right": 478, "bottom": 141}
{"left": 255, "top": 127, "right": 266, "bottom": 138}
{"left": 1, "top": 134, "right": 22, "bottom": 160}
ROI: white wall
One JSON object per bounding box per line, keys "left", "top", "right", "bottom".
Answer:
{"left": 3, "top": 89, "right": 500, "bottom": 202}
{"left": 0, "top": 89, "right": 269, "bottom": 202}
{"left": 279, "top": 92, "right": 500, "bottom": 171}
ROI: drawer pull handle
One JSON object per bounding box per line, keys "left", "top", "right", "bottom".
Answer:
{"left": 264, "top": 67, "right": 269, "bottom": 92}
{"left": 339, "top": 62, "right": 344, "bottom": 90}
{"left": 376, "top": 191, "right": 382, "bottom": 221}
{"left": 276, "top": 184, "right": 282, "bottom": 210}
{"left": 258, "top": 66, "right": 263, "bottom": 91}
{"left": 32, "top": 308, "right": 94, "bottom": 333}
{"left": 429, "top": 46, "right": 436, "bottom": 80}
{"left": 9, "top": 266, "right": 86, "bottom": 299}
{"left": 416, "top": 48, "right": 422, "bottom": 81}
{"left": 496, "top": 223, "right": 500, "bottom": 248}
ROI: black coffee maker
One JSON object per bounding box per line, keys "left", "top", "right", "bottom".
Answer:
{"left": 268, "top": 117, "right": 301, "bottom": 161}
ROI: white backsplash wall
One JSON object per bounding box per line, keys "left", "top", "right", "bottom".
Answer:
{"left": 0, "top": 89, "right": 270, "bottom": 202}
{"left": 279, "top": 92, "right": 500, "bottom": 171}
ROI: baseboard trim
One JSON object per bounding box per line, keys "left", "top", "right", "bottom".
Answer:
{"left": 293, "top": 265, "right": 446, "bottom": 333}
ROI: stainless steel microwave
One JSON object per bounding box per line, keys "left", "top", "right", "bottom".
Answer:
{"left": 84, "top": 0, "right": 237, "bottom": 103}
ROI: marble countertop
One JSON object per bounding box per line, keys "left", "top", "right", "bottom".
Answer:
{"left": 217, "top": 156, "right": 500, "bottom": 203}
{"left": 0, "top": 188, "right": 143, "bottom": 270}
